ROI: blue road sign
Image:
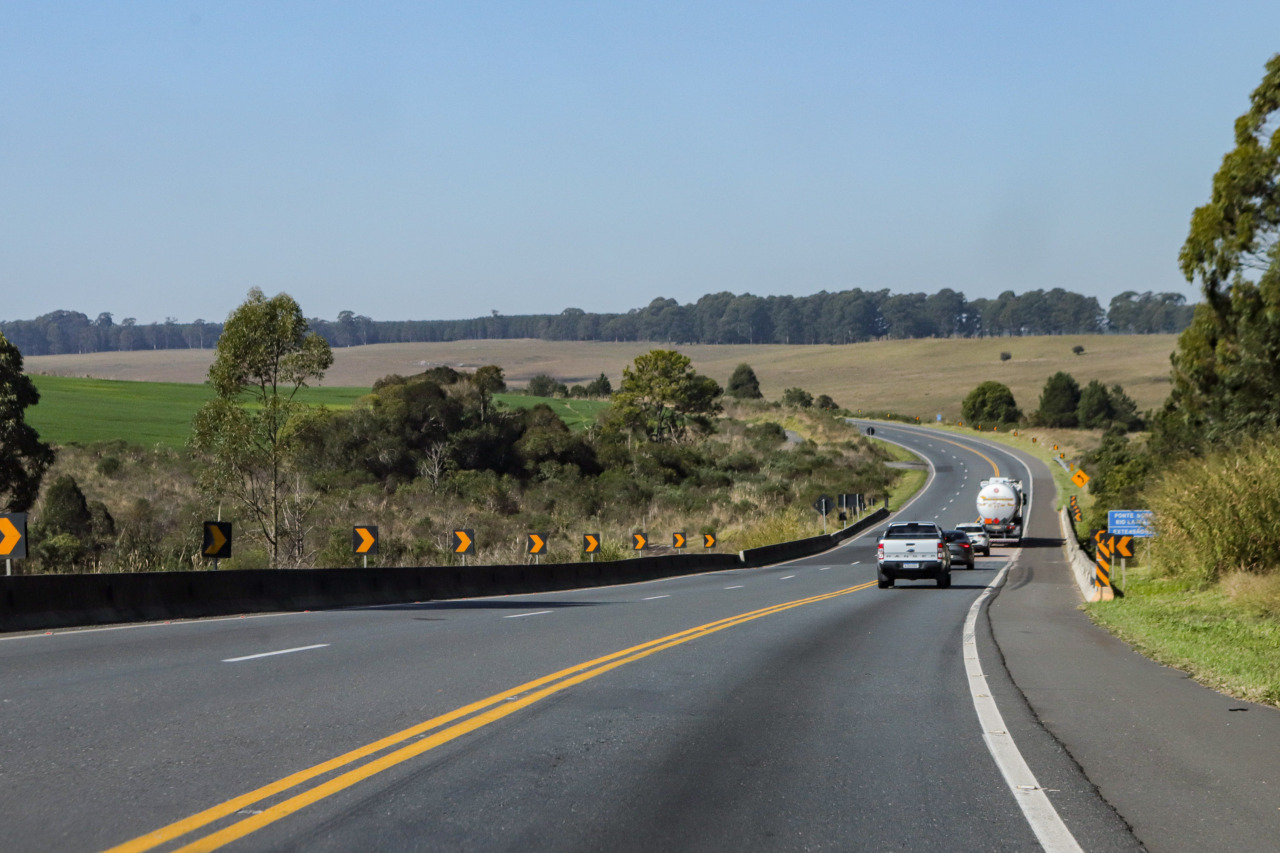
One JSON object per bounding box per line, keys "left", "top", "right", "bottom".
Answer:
{"left": 1108, "top": 510, "right": 1155, "bottom": 538}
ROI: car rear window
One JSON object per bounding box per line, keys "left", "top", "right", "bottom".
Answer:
{"left": 884, "top": 524, "right": 938, "bottom": 539}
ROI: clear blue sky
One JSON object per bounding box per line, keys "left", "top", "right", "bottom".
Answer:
{"left": 2, "top": 1, "right": 1277, "bottom": 324}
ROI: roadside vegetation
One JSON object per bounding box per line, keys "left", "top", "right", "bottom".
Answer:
{"left": 4, "top": 304, "right": 903, "bottom": 574}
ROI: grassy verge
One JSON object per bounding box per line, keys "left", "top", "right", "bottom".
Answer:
{"left": 1086, "top": 565, "right": 1280, "bottom": 706}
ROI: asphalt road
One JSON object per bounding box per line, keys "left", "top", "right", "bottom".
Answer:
{"left": 1, "top": 425, "right": 1144, "bottom": 852}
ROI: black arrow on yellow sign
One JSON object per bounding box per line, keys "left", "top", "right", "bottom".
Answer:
{"left": 452, "top": 529, "right": 475, "bottom": 555}
{"left": 673, "top": 532, "right": 686, "bottom": 549}
{"left": 202, "top": 521, "right": 232, "bottom": 560}
{"left": 703, "top": 533, "right": 716, "bottom": 548}
{"left": 527, "top": 533, "right": 547, "bottom": 555}
{"left": 632, "top": 533, "right": 647, "bottom": 551}
{"left": 0, "top": 513, "right": 27, "bottom": 559}
{"left": 583, "top": 534, "right": 600, "bottom": 553}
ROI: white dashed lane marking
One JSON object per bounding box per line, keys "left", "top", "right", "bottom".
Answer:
{"left": 222, "top": 644, "right": 329, "bottom": 663}
{"left": 504, "top": 611, "right": 553, "bottom": 619}
{"left": 643, "top": 595, "right": 670, "bottom": 601}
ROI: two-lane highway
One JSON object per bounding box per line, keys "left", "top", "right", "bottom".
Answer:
{"left": 0, "top": 426, "right": 1141, "bottom": 852}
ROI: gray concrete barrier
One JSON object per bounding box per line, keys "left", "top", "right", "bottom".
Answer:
{"left": 0, "top": 512, "right": 889, "bottom": 634}
{"left": 1059, "top": 506, "right": 1105, "bottom": 602}
{"left": 0, "top": 552, "right": 745, "bottom": 633}
{"left": 738, "top": 508, "right": 889, "bottom": 568}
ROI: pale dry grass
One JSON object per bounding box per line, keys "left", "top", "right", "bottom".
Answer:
{"left": 1220, "top": 571, "right": 1280, "bottom": 619}
{"left": 25, "top": 335, "right": 1177, "bottom": 416}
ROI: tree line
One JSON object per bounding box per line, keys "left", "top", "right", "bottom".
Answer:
{"left": 1, "top": 289, "right": 1195, "bottom": 356}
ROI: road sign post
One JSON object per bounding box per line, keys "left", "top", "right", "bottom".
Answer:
{"left": 353, "top": 526, "right": 378, "bottom": 568}
{"left": 526, "top": 532, "right": 548, "bottom": 563}
{"left": 452, "top": 529, "right": 475, "bottom": 565}
{"left": 813, "top": 495, "right": 834, "bottom": 534}
{"left": 1, "top": 513, "right": 27, "bottom": 575}
{"left": 202, "top": 521, "right": 232, "bottom": 569}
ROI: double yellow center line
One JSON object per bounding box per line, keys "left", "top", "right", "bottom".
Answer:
{"left": 106, "top": 580, "right": 878, "bottom": 853}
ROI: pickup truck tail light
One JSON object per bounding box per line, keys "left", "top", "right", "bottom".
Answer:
{"left": 877, "top": 543, "right": 884, "bottom": 561}
{"left": 937, "top": 544, "right": 947, "bottom": 560}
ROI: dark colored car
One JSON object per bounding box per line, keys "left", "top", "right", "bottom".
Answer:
{"left": 943, "top": 530, "right": 975, "bottom": 569}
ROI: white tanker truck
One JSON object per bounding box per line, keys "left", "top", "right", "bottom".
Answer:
{"left": 977, "top": 477, "right": 1025, "bottom": 542}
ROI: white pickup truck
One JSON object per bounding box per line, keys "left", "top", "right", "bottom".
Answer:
{"left": 876, "top": 521, "right": 951, "bottom": 589}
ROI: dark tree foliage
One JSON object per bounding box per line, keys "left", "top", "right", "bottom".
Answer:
{"left": 782, "top": 388, "right": 814, "bottom": 408}
{"left": 1036, "top": 372, "right": 1081, "bottom": 428}
{"left": 1106, "top": 292, "right": 1196, "bottom": 334}
{"left": 961, "top": 381, "right": 1021, "bottom": 425}
{"left": 1076, "top": 380, "right": 1114, "bottom": 430}
{"left": 0, "top": 330, "right": 54, "bottom": 512}
{"left": 526, "top": 374, "right": 564, "bottom": 397}
{"left": 815, "top": 394, "right": 839, "bottom": 411}
{"left": 727, "top": 363, "right": 763, "bottom": 399}
{"left": 38, "top": 475, "right": 93, "bottom": 540}
{"left": 1153, "top": 53, "right": 1280, "bottom": 459}
{"left": 2, "top": 287, "right": 1142, "bottom": 355}
{"left": 298, "top": 370, "right": 599, "bottom": 488}
{"left": 584, "top": 373, "right": 612, "bottom": 397}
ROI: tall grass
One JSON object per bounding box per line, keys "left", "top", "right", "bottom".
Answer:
{"left": 1146, "top": 433, "right": 1280, "bottom": 586}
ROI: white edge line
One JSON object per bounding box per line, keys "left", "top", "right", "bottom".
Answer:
{"left": 642, "top": 595, "right": 671, "bottom": 600}
{"left": 966, "top": 560, "right": 1082, "bottom": 851}
{"left": 503, "top": 610, "right": 553, "bottom": 619}
{"left": 724, "top": 585, "right": 744, "bottom": 589}
{"left": 779, "top": 575, "right": 795, "bottom": 580}
{"left": 222, "top": 644, "right": 329, "bottom": 663}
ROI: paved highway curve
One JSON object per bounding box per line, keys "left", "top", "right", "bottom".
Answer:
{"left": 0, "top": 425, "right": 1144, "bottom": 852}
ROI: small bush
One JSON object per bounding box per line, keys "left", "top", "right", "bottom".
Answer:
{"left": 1000, "top": 351, "right": 1012, "bottom": 362}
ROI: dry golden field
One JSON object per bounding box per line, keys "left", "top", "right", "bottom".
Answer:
{"left": 25, "top": 334, "right": 1178, "bottom": 418}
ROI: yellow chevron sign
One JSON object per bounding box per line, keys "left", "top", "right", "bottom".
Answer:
{"left": 452, "top": 529, "right": 474, "bottom": 554}
{"left": 527, "top": 533, "right": 547, "bottom": 555}
{"left": 0, "top": 514, "right": 26, "bottom": 558}
{"left": 632, "top": 533, "right": 647, "bottom": 551}
{"left": 583, "top": 534, "right": 600, "bottom": 553}
{"left": 703, "top": 533, "right": 716, "bottom": 548}
{"left": 673, "top": 532, "right": 686, "bottom": 549}
{"left": 202, "top": 521, "right": 231, "bottom": 559}
{"left": 353, "top": 526, "right": 378, "bottom": 555}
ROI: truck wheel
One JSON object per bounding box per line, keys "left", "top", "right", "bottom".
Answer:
{"left": 877, "top": 570, "right": 894, "bottom": 589}
{"left": 937, "top": 572, "right": 951, "bottom": 589}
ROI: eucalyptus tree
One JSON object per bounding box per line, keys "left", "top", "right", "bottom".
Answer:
{"left": 191, "top": 289, "right": 333, "bottom": 567}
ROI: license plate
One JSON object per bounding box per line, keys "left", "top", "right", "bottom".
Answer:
{"left": 903, "top": 562, "right": 920, "bottom": 569}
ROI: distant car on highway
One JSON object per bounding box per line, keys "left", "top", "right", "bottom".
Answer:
{"left": 955, "top": 523, "right": 990, "bottom": 556}
{"left": 942, "top": 530, "right": 976, "bottom": 569}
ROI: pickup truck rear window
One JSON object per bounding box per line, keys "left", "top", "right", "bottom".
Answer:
{"left": 883, "top": 525, "right": 939, "bottom": 539}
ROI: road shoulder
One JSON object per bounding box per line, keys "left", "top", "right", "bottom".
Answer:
{"left": 989, "top": 452, "right": 1280, "bottom": 853}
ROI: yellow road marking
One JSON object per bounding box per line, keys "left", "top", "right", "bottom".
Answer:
{"left": 927, "top": 434, "right": 1000, "bottom": 476}
{"left": 106, "top": 581, "right": 877, "bottom": 853}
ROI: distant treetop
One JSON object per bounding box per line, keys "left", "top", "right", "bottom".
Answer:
{"left": 1, "top": 286, "right": 1197, "bottom": 356}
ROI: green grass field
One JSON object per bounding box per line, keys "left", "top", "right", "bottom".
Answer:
{"left": 492, "top": 394, "right": 610, "bottom": 430}
{"left": 25, "top": 376, "right": 608, "bottom": 449}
